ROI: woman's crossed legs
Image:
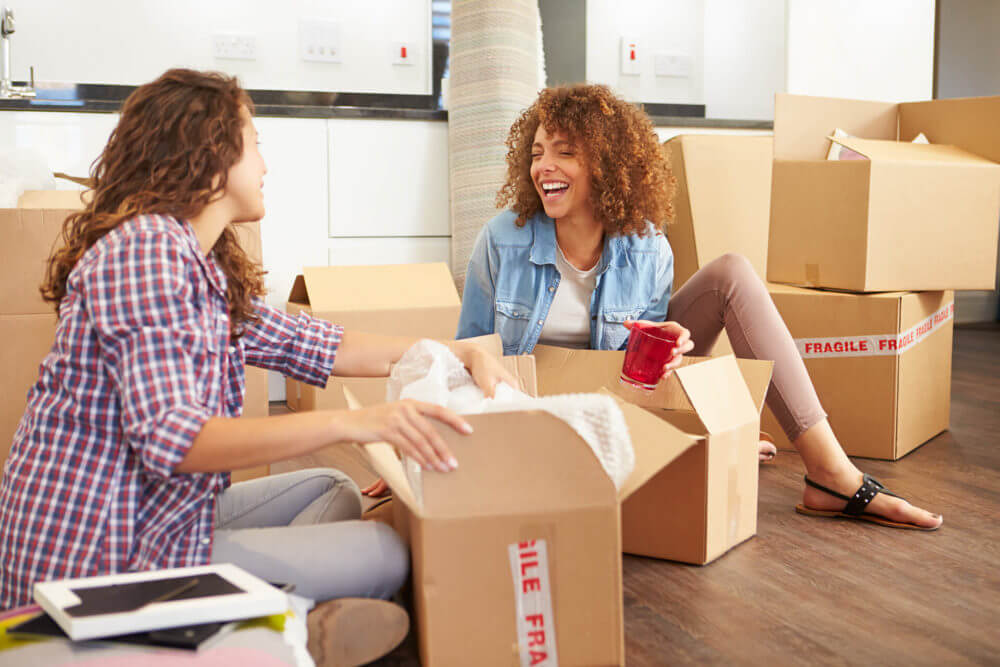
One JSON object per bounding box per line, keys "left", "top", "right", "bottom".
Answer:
{"left": 667, "top": 253, "right": 942, "bottom": 530}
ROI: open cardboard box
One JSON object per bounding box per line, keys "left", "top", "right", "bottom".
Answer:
{"left": 284, "top": 263, "right": 461, "bottom": 411}
{"left": 345, "top": 360, "right": 702, "bottom": 666}
{"left": 768, "top": 93, "right": 1000, "bottom": 292}
{"left": 0, "top": 191, "right": 269, "bottom": 477}
{"left": 533, "top": 346, "right": 772, "bottom": 564}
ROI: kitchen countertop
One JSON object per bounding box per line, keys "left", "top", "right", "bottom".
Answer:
{"left": 0, "top": 83, "right": 773, "bottom": 129}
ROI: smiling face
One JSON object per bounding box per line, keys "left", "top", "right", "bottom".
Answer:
{"left": 224, "top": 106, "right": 267, "bottom": 223}
{"left": 530, "top": 124, "right": 593, "bottom": 223}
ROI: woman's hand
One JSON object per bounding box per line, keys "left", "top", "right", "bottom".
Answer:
{"left": 362, "top": 478, "right": 390, "bottom": 497}
{"left": 623, "top": 320, "right": 696, "bottom": 378}
{"left": 452, "top": 343, "right": 520, "bottom": 398}
{"left": 337, "top": 400, "right": 472, "bottom": 472}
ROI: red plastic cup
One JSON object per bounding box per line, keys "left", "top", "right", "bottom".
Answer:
{"left": 619, "top": 322, "right": 677, "bottom": 390}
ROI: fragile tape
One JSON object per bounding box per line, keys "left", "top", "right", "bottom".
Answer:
{"left": 508, "top": 539, "right": 559, "bottom": 667}
{"left": 795, "top": 302, "right": 953, "bottom": 359}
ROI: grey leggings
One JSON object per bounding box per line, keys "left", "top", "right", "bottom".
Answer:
{"left": 211, "top": 468, "right": 408, "bottom": 602}
{"left": 666, "top": 253, "right": 827, "bottom": 442}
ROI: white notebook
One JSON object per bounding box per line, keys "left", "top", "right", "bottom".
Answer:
{"left": 33, "top": 563, "right": 288, "bottom": 641}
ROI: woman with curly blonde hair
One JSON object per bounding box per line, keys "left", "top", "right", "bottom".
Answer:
{"left": 457, "top": 83, "right": 942, "bottom": 532}
{"left": 0, "top": 69, "right": 515, "bottom": 662}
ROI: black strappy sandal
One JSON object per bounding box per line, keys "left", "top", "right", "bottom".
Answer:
{"left": 795, "top": 473, "right": 941, "bottom": 531}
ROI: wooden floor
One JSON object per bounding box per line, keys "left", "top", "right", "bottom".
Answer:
{"left": 278, "top": 325, "right": 1000, "bottom": 666}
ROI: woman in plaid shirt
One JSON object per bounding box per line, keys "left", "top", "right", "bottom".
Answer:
{"left": 0, "top": 69, "right": 512, "bottom": 663}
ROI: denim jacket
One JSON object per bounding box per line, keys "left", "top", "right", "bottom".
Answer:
{"left": 457, "top": 210, "right": 674, "bottom": 355}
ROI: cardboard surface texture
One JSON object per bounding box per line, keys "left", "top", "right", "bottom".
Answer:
{"left": 665, "top": 134, "right": 773, "bottom": 290}
{"left": 533, "top": 346, "right": 773, "bottom": 565}
{"left": 285, "top": 263, "right": 461, "bottom": 410}
{"left": 344, "top": 359, "right": 702, "bottom": 666}
{"left": 768, "top": 93, "right": 1000, "bottom": 292}
{"left": 1, "top": 192, "right": 268, "bottom": 476}
{"left": 761, "top": 285, "right": 954, "bottom": 460}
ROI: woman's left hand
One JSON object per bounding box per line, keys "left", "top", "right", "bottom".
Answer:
{"left": 454, "top": 343, "right": 520, "bottom": 398}
{"left": 624, "top": 320, "right": 696, "bottom": 378}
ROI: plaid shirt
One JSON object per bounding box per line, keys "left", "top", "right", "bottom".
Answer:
{"left": 0, "top": 215, "right": 342, "bottom": 609}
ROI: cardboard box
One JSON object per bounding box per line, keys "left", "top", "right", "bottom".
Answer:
{"left": 345, "top": 361, "right": 702, "bottom": 666}
{"left": 532, "top": 346, "right": 772, "bottom": 565}
{"left": 768, "top": 93, "right": 1000, "bottom": 292}
{"left": 665, "top": 134, "right": 773, "bottom": 290}
{"left": 284, "top": 263, "right": 462, "bottom": 411}
{"left": 0, "top": 192, "right": 269, "bottom": 476}
{"left": 760, "top": 285, "right": 954, "bottom": 460}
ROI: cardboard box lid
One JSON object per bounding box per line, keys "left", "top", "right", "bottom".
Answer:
{"left": 900, "top": 95, "right": 1000, "bottom": 164}
{"left": 533, "top": 345, "right": 772, "bottom": 431}
{"left": 665, "top": 135, "right": 772, "bottom": 287}
{"left": 606, "top": 393, "right": 699, "bottom": 502}
{"left": 774, "top": 93, "right": 899, "bottom": 161}
{"left": 288, "top": 263, "right": 459, "bottom": 313}
{"left": 828, "top": 136, "right": 999, "bottom": 167}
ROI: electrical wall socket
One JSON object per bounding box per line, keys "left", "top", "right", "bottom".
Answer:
{"left": 654, "top": 52, "right": 691, "bottom": 78}
{"left": 299, "top": 19, "right": 342, "bottom": 63}
{"left": 213, "top": 33, "right": 256, "bottom": 61}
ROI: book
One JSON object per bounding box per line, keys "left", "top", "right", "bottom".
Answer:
{"left": 33, "top": 563, "right": 288, "bottom": 641}
{"left": 7, "top": 611, "right": 239, "bottom": 650}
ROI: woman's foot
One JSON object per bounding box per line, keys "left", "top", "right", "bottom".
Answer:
{"left": 307, "top": 598, "right": 409, "bottom": 667}
{"left": 801, "top": 468, "right": 943, "bottom": 530}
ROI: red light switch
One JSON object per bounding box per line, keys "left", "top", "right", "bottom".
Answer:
{"left": 401, "top": 45, "right": 407, "bottom": 59}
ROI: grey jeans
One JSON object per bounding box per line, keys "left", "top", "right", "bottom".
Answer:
{"left": 211, "top": 468, "right": 409, "bottom": 602}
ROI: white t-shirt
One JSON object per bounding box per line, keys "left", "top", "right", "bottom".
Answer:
{"left": 538, "top": 244, "right": 600, "bottom": 349}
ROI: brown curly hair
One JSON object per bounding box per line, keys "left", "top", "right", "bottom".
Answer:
{"left": 41, "top": 68, "right": 265, "bottom": 338}
{"left": 496, "top": 84, "right": 676, "bottom": 236}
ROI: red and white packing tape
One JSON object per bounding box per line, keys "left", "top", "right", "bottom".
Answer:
{"left": 795, "top": 302, "right": 953, "bottom": 359}
{"left": 508, "top": 539, "right": 559, "bottom": 667}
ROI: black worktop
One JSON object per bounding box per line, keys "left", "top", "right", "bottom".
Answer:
{"left": 0, "top": 83, "right": 773, "bottom": 129}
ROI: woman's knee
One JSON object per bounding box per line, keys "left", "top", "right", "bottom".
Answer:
{"left": 702, "top": 253, "right": 762, "bottom": 292}
{"left": 370, "top": 522, "right": 410, "bottom": 599}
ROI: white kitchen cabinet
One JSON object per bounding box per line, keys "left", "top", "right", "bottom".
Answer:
{"left": 0, "top": 110, "right": 119, "bottom": 183}
{"left": 327, "top": 117, "right": 450, "bottom": 238}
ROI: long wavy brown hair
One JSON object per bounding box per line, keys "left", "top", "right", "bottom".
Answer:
{"left": 41, "top": 68, "right": 265, "bottom": 337}
{"left": 496, "top": 84, "right": 675, "bottom": 236}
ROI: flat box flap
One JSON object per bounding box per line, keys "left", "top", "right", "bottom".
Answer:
{"left": 774, "top": 93, "right": 899, "bottom": 161}
{"left": 606, "top": 392, "right": 699, "bottom": 502}
{"left": 0, "top": 207, "right": 75, "bottom": 315}
{"left": 666, "top": 135, "right": 772, "bottom": 287}
{"left": 733, "top": 358, "right": 774, "bottom": 416}
{"left": 17, "top": 189, "right": 89, "bottom": 210}
{"left": 533, "top": 345, "right": 694, "bottom": 411}
{"left": 829, "top": 136, "right": 998, "bottom": 166}
{"left": 462, "top": 333, "right": 503, "bottom": 359}
{"left": 502, "top": 355, "right": 538, "bottom": 397}
{"left": 292, "top": 263, "right": 460, "bottom": 312}
{"left": 899, "top": 95, "right": 1000, "bottom": 165}
{"left": 533, "top": 345, "right": 770, "bottom": 428}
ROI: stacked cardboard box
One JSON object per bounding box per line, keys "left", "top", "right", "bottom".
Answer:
{"left": 0, "top": 191, "right": 270, "bottom": 478}
{"left": 665, "top": 92, "right": 1000, "bottom": 460}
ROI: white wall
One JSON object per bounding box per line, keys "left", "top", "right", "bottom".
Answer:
{"left": 7, "top": 0, "right": 431, "bottom": 94}
{"left": 585, "top": 0, "right": 705, "bottom": 106}
{"left": 703, "top": 0, "right": 786, "bottom": 121}
{"left": 785, "top": 0, "right": 935, "bottom": 102}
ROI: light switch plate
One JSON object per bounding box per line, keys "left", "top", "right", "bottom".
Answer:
{"left": 299, "top": 19, "right": 342, "bottom": 63}
{"left": 213, "top": 33, "right": 256, "bottom": 61}
{"left": 620, "top": 37, "right": 640, "bottom": 75}
{"left": 392, "top": 41, "right": 415, "bottom": 66}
